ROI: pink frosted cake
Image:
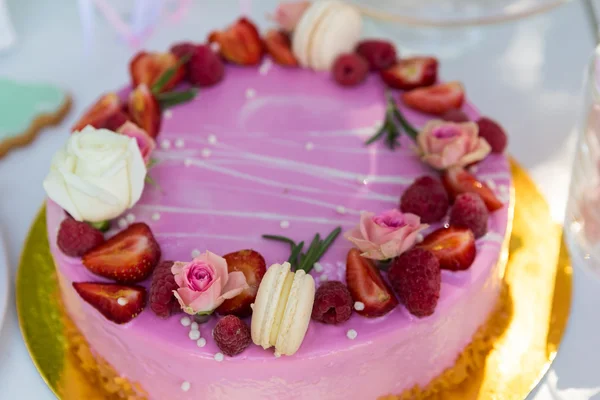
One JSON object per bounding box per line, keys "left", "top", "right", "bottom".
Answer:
{"left": 43, "top": 3, "right": 512, "bottom": 400}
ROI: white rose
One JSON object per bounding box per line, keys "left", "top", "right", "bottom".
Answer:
{"left": 43, "top": 126, "right": 147, "bottom": 223}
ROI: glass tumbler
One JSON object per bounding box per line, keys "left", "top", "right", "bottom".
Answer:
{"left": 566, "top": 45, "right": 600, "bottom": 275}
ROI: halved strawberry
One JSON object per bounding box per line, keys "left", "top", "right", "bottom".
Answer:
{"left": 72, "top": 93, "right": 122, "bottom": 132}
{"left": 208, "top": 17, "right": 263, "bottom": 66}
{"left": 216, "top": 249, "right": 266, "bottom": 317}
{"left": 264, "top": 29, "right": 298, "bottom": 67}
{"left": 346, "top": 248, "right": 398, "bottom": 317}
{"left": 103, "top": 110, "right": 130, "bottom": 131}
{"left": 380, "top": 57, "right": 438, "bottom": 91}
{"left": 128, "top": 84, "right": 161, "bottom": 138}
{"left": 442, "top": 166, "right": 504, "bottom": 211}
{"left": 418, "top": 226, "right": 476, "bottom": 271}
{"left": 82, "top": 223, "right": 161, "bottom": 284}
{"left": 401, "top": 81, "right": 465, "bottom": 115}
{"left": 73, "top": 282, "right": 146, "bottom": 324}
{"left": 130, "top": 51, "right": 185, "bottom": 93}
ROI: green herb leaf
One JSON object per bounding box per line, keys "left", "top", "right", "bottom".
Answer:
{"left": 365, "top": 123, "right": 387, "bottom": 145}
{"left": 147, "top": 158, "right": 160, "bottom": 169}
{"left": 88, "top": 220, "right": 111, "bottom": 232}
{"left": 151, "top": 53, "right": 191, "bottom": 94}
{"left": 365, "top": 90, "right": 419, "bottom": 150}
{"left": 288, "top": 241, "right": 304, "bottom": 268}
{"left": 262, "top": 234, "right": 296, "bottom": 248}
{"left": 158, "top": 88, "right": 199, "bottom": 109}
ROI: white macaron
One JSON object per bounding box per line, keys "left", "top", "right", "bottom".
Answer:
{"left": 251, "top": 262, "right": 316, "bottom": 356}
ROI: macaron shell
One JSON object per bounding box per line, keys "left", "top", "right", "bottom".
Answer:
{"left": 275, "top": 270, "right": 316, "bottom": 356}
{"left": 313, "top": 4, "right": 363, "bottom": 71}
{"left": 250, "top": 262, "right": 291, "bottom": 349}
{"left": 292, "top": 0, "right": 341, "bottom": 68}
{"left": 306, "top": 2, "right": 346, "bottom": 70}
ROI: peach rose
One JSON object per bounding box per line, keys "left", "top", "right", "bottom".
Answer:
{"left": 345, "top": 209, "right": 428, "bottom": 260}
{"left": 172, "top": 251, "right": 248, "bottom": 315}
{"left": 271, "top": 1, "right": 310, "bottom": 32}
{"left": 416, "top": 120, "right": 491, "bottom": 170}
{"left": 117, "top": 121, "right": 156, "bottom": 164}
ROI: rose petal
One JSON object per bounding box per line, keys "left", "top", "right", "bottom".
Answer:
{"left": 187, "top": 277, "right": 224, "bottom": 313}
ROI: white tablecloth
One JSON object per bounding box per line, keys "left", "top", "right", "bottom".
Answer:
{"left": 0, "top": 0, "right": 597, "bottom": 398}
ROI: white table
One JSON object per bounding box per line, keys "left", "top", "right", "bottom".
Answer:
{"left": 0, "top": 0, "right": 596, "bottom": 398}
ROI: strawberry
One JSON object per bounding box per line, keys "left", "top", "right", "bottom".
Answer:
{"left": 418, "top": 226, "right": 476, "bottom": 271}
{"left": 103, "top": 110, "right": 130, "bottom": 131}
{"left": 72, "top": 93, "right": 122, "bottom": 132}
{"left": 216, "top": 249, "right": 266, "bottom": 317}
{"left": 346, "top": 248, "right": 398, "bottom": 318}
{"left": 128, "top": 84, "right": 161, "bottom": 138}
{"left": 73, "top": 282, "right": 146, "bottom": 324}
{"left": 208, "top": 17, "right": 263, "bottom": 66}
{"left": 380, "top": 57, "right": 438, "bottom": 91}
{"left": 264, "top": 29, "right": 298, "bottom": 67}
{"left": 82, "top": 223, "right": 161, "bottom": 284}
{"left": 401, "top": 81, "right": 465, "bottom": 115}
{"left": 441, "top": 166, "right": 504, "bottom": 212}
{"left": 129, "top": 51, "right": 185, "bottom": 93}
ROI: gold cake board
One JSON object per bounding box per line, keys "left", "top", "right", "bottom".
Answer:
{"left": 16, "top": 159, "right": 572, "bottom": 400}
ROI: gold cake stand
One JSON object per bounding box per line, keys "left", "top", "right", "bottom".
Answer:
{"left": 16, "top": 160, "right": 572, "bottom": 400}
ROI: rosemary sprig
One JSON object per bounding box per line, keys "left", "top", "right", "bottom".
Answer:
{"left": 157, "top": 88, "right": 199, "bottom": 109}
{"left": 262, "top": 227, "right": 342, "bottom": 273}
{"left": 365, "top": 90, "right": 418, "bottom": 149}
{"left": 151, "top": 53, "right": 191, "bottom": 94}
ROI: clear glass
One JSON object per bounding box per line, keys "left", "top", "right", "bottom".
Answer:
{"left": 565, "top": 46, "right": 600, "bottom": 275}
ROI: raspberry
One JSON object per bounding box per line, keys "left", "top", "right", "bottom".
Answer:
{"left": 149, "top": 261, "right": 180, "bottom": 318}
{"left": 188, "top": 44, "right": 225, "bottom": 87}
{"left": 311, "top": 281, "right": 353, "bottom": 324}
{"left": 356, "top": 40, "right": 397, "bottom": 71}
{"left": 170, "top": 42, "right": 196, "bottom": 60}
{"left": 441, "top": 108, "right": 469, "bottom": 123}
{"left": 57, "top": 217, "right": 104, "bottom": 257}
{"left": 449, "top": 192, "right": 489, "bottom": 238}
{"left": 213, "top": 315, "right": 252, "bottom": 356}
{"left": 388, "top": 248, "right": 441, "bottom": 317}
{"left": 332, "top": 53, "right": 369, "bottom": 87}
{"left": 400, "top": 176, "right": 449, "bottom": 223}
{"left": 477, "top": 117, "right": 507, "bottom": 154}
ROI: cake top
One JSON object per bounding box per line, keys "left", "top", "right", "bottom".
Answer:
{"left": 43, "top": 0, "right": 510, "bottom": 360}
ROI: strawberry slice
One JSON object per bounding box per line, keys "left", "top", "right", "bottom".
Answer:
{"left": 402, "top": 81, "right": 465, "bottom": 115}
{"left": 380, "top": 57, "right": 438, "bottom": 91}
{"left": 216, "top": 249, "right": 267, "bottom": 317}
{"left": 208, "top": 17, "right": 263, "bottom": 66}
{"left": 128, "top": 84, "right": 161, "bottom": 138}
{"left": 418, "top": 227, "right": 476, "bottom": 271}
{"left": 264, "top": 29, "right": 298, "bottom": 67}
{"left": 346, "top": 248, "right": 398, "bottom": 317}
{"left": 442, "top": 166, "right": 504, "bottom": 212}
{"left": 130, "top": 51, "right": 185, "bottom": 93}
{"left": 82, "top": 223, "right": 161, "bottom": 284}
{"left": 73, "top": 282, "right": 146, "bottom": 324}
{"left": 72, "top": 93, "right": 122, "bottom": 132}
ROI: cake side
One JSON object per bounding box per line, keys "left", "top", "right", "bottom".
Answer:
{"left": 47, "top": 62, "right": 512, "bottom": 399}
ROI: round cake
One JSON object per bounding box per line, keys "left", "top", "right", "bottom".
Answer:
{"left": 43, "top": 3, "right": 512, "bottom": 400}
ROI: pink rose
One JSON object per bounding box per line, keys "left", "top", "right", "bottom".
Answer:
{"left": 117, "top": 121, "right": 156, "bottom": 164}
{"left": 416, "top": 120, "right": 491, "bottom": 170}
{"left": 172, "top": 251, "right": 248, "bottom": 315}
{"left": 270, "top": 1, "right": 310, "bottom": 32}
{"left": 345, "top": 210, "right": 428, "bottom": 260}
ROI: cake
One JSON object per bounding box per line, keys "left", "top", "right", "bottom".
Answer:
{"left": 42, "top": 2, "right": 512, "bottom": 399}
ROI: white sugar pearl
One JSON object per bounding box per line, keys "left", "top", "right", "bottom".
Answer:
{"left": 164, "top": 110, "right": 173, "bottom": 119}
{"left": 347, "top": 329, "right": 358, "bottom": 340}
{"left": 280, "top": 220, "right": 290, "bottom": 229}
{"left": 189, "top": 330, "right": 201, "bottom": 340}
{"left": 416, "top": 234, "right": 424, "bottom": 244}
{"left": 191, "top": 249, "right": 201, "bottom": 258}
{"left": 117, "top": 297, "right": 128, "bottom": 306}
{"left": 175, "top": 139, "right": 185, "bottom": 148}
{"left": 214, "top": 353, "right": 224, "bottom": 362}
{"left": 181, "top": 381, "right": 190, "bottom": 392}
{"left": 151, "top": 212, "right": 161, "bottom": 221}
{"left": 126, "top": 213, "right": 135, "bottom": 223}
{"left": 336, "top": 206, "right": 346, "bottom": 215}
{"left": 354, "top": 302, "right": 365, "bottom": 311}
{"left": 184, "top": 158, "right": 193, "bottom": 167}
{"left": 320, "top": 274, "right": 328, "bottom": 282}
{"left": 197, "top": 338, "right": 207, "bottom": 347}
{"left": 469, "top": 165, "right": 479, "bottom": 174}
{"left": 313, "top": 262, "right": 324, "bottom": 273}
{"left": 207, "top": 134, "right": 218, "bottom": 145}
{"left": 161, "top": 139, "right": 171, "bottom": 150}
{"left": 245, "top": 88, "right": 256, "bottom": 99}
{"left": 305, "top": 142, "right": 314, "bottom": 151}
{"left": 201, "top": 148, "right": 212, "bottom": 158}
{"left": 180, "top": 317, "right": 191, "bottom": 327}
{"left": 190, "top": 322, "right": 199, "bottom": 331}
{"left": 118, "top": 218, "right": 128, "bottom": 229}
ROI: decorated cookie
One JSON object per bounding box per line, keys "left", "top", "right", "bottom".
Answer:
{"left": 0, "top": 78, "right": 71, "bottom": 158}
